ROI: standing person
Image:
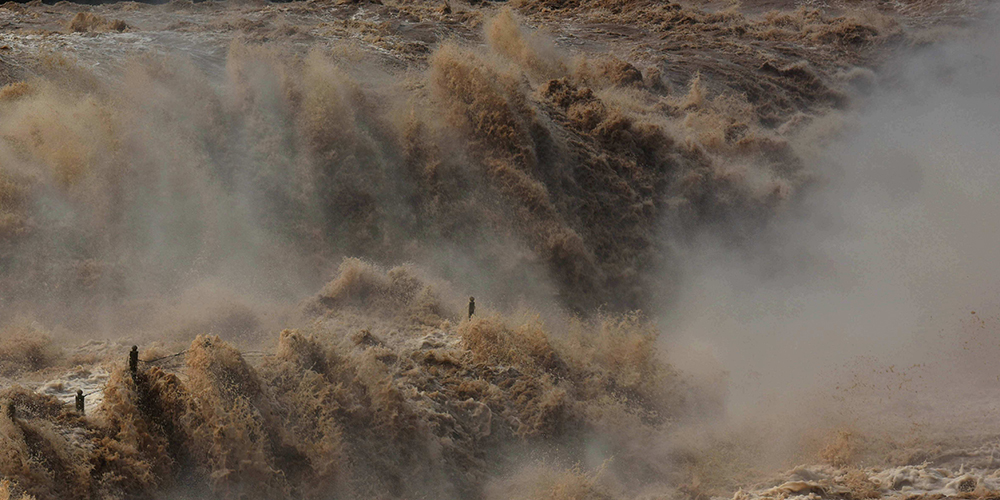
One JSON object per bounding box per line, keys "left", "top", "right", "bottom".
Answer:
{"left": 75, "top": 390, "right": 85, "bottom": 415}
{"left": 129, "top": 346, "right": 139, "bottom": 377}
{"left": 468, "top": 297, "right": 475, "bottom": 319}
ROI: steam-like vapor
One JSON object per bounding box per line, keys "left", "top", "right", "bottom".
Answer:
{"left": 667, "top": 20, "right": 1000, "bottom": 437}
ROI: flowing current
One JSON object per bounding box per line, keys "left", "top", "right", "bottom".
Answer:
{"left": 0, "top": 0, "right": 997, "bottom": 498}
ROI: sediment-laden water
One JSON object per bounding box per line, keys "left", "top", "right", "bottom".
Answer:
{"left": 0, "top": 0, "right": 997, "bottom": 498}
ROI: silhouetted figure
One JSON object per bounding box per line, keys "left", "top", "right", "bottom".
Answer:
{"left": 129, "top": 345, "right": 139, "bottom": 376}
{"left": 75, "top": 390, "right": 85, "bottom": 415}
{"left": 468, "top": 297, "right": 475, "bottom": 319}
{"left": 5, "top": 401, "right": 14, "bottom": 420}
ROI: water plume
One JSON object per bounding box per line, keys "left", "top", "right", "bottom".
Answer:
{"left": 0, "top": 6, "right": 815, "bottom": 331}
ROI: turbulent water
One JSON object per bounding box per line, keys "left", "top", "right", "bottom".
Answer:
{"left": 0, "top": 0, "right": 997, "bottom": 498}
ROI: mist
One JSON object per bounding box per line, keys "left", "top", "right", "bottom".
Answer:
{"left": 665, "top": 19, "right": 1000, "bottom": 435}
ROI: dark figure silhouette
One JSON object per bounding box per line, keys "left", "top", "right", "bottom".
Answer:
{"left": 129, "top": 345, "right": 139, "bottom": 376}
{"left": 76, "top": 390, "right": 85, "bottom": 415}
{"left": 468, "top": 297, "right": 475, "bottom": 319}
{"left": 5, "top": 401, "right": 14, "bottom": 420}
